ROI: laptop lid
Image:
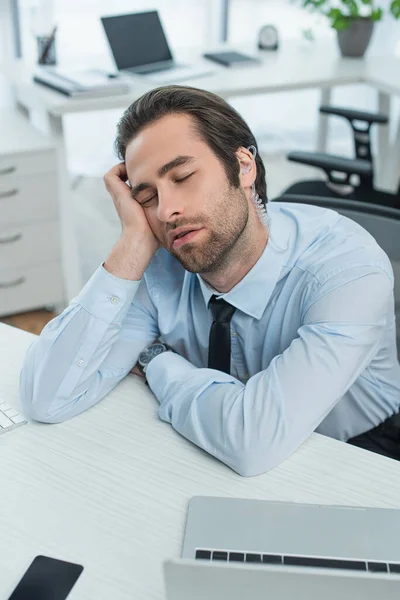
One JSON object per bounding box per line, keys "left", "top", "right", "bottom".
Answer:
{"left": 101, "top": 11, "right": 173, "bottom": 71}
{"left": 164, "top": 559, "right": 400, "bottom": 600}
{"left": 182, "top": 497, "right": 400, "bottom": 565}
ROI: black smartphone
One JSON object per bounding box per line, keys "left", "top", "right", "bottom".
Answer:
{"left": 8, "top": 555, "right": 83, "bottom": 600}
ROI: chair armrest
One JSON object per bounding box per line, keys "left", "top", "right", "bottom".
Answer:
{"left": 275, "top": 194, "right": 400, "bottom": 222}
{"left": 287, "top": 151, "right": 373, "bottom": 188}
{"left": 287, "top": 151, "right": 372, "bottom": 176}
{"left": 319, "top": 105, "right": 388, "bottom": 125}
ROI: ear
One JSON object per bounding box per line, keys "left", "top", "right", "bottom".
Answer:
{"left": 236, "top": 148, "right": 256, "bottom": 186}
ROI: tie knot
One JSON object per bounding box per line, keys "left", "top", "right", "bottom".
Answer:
{"left": 209, "top": 295, "right": 236, "bottom": 323}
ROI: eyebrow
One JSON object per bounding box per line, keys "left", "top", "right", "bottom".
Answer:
{"left": 130, "top": 155, "right": 195, "bottom": 198}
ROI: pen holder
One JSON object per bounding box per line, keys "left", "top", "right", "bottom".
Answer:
{"left": 37, "top": 35, "right": 57, "bottom": 66}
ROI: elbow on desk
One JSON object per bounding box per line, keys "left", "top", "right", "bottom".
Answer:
{"left": 19, "top": 367, "right": 69, "bottom": 424}
{"left": 226, "top": 418, "right": 303, "bottom": 477}
{"left": 233, "top": 453, "right": 281, "bottom": 478}
{"left": 21, "top": 400, "right": 66, "bottom": 424}
{"left": 19, "top": 388, "right": 66, "bottom": 424}
{"left": 228, "top": 440, "right": 291, "bottom": 478}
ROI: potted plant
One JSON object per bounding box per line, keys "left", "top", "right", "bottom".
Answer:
{"left": 297, "top": 0, "right": 400, "bottom": 58}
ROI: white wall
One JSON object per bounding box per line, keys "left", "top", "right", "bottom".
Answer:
{"left": 14, "top": 0, "right": 400, "bottom": 173}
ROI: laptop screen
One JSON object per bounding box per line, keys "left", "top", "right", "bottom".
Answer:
{"left": 101, "top": 11, "right": 173, "bottom": 70}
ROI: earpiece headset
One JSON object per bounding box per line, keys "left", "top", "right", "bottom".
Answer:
{"left": 242, "top": 144, "right": 269, "bottom": 229}
{"left": 241, "top": 145, "right": 257, "bottom": 174}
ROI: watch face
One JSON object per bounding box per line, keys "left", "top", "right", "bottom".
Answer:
{"left": 259, "top": 25, "right": 278, "bottom": 48}
{"left": 139, "top": 343, "right": 166, "bottom": 365}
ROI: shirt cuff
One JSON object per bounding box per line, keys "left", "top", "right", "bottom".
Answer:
{"left": 76, "top": 264, "right": 141, "bottom": 324}
{"left": 146, "top": 351, "right": 197, "bottom": 399}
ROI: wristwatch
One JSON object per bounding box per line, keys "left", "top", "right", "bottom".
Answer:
{"left": 137, "top": 342, "right": 172, "bottom": 377}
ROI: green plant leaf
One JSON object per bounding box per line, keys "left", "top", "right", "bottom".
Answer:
{"left": 340, "top": 0, "right": 359, "bottom": 16}
{"left": 390, "top": 0, "right": 400, "bottom": 18}
{"left": 328, "top": 8, "right": 344, "bottom": 18}
{"left": 332, "top": 16, "right": 351, "bottom": 29}
{"left": 296, "top": 0, "right": 399, "bottom": 21}
{"left": 302, "top": 0, "right": 328, "bottom": 7}
{"left": 371, "top": 7, "right": 383, "bottom": 20}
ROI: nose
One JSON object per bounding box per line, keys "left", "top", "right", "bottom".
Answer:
{"left": 156, "top": 186, "right": 185, "bottom": 223}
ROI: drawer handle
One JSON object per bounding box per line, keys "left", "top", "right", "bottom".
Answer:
{"left": 0, "top": 233, "right": 22, "bottom": 244}
{"left": 0, "top": 189, "right": 18, "bottom": 199}
{"left": 0, "top": 166, "right": 16, "bottom": 176}
{"left": 0, "top": 276, "right": 26, "bottom": 289}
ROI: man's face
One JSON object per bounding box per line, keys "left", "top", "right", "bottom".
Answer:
{"left": 125, "top": 113, "right": 249, "bottom": 273}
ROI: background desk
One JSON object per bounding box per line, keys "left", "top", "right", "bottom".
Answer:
{"left": 1, "top": 322, "right": 400, "bottom": 599}
{"left": 8, "top": 39, "right": 400, "bottom": 306}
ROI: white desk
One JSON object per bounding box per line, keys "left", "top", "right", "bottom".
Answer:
{"left": 8, "top": 40, "right": 400, "bottom": 305}
{"left": 1, "top": 321, "right": 400, "bottom": 599}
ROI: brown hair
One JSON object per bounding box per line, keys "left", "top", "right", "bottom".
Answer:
{"left": 115, "top": 85, "right": 267, "bottom": 204}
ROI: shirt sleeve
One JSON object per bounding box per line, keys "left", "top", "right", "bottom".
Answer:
{"left": 20, "top": 265, "right": 159, "bottom": 423}
{"left": 147, "top": 268, "right": 393, "bottom": 477}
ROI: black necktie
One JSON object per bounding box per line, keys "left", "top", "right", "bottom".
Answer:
{"left": 208, "top": 295, "right": 236, "bottom": 374}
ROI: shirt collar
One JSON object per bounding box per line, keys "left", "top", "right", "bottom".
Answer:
{"left": 198, "top": 205, "right": 290, "bottom": 320}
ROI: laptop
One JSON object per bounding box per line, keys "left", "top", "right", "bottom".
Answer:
{"left": 164, "top": 559, "right": 400, "bottom": 600}
{"left": 164, "top": 496, "right": 400, "bottom": 599}
{"left": 101, "top": 11, "right": 214, "bottom": 83}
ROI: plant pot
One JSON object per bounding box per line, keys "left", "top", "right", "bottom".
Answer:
{"left": 337, "top": 17, "right": 374, "bottom": 58}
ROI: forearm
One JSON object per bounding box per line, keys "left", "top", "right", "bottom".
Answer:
{"left": 146, "top": 280, "right": 389, "bottom": 477}
{"left": 147, "top": 351, "right": 345, "bottom": 478}
{"left": 146, "top": 353, "right": 252, "bottom": 474}
{"left": 104, "top": 232, "right": 156, "bottom": 280}
{"left": 20, "top": 265, "right": 147, "bottom": 423}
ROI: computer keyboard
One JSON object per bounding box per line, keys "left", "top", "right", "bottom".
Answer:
{"left": 0, "top": 400, "right": 27, "bottom": 434}
{"left": 195, "top": 549, "right": 400, "bottom": 574}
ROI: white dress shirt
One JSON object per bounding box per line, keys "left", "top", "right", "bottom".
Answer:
{"left": 20, "top": 202, "right": 400, "bottom": 476}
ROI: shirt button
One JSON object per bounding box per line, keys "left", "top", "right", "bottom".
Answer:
{"left": 77, "top": 359, "right": 84, "bottom": 367}
{"left": 232, "top": 331, "right": 237, "bottom": 337}
{"left": 244, "top": 372, "right": 249, "bottom": 379}
{"left": 110, "top": 296, "right": 120, "bottom": 305}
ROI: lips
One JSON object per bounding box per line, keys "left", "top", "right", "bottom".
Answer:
{"left": 175, "top": 230, "right": 193, "bottom": 240}
{"left": 170, "top": 228, "right": 204, "bottom": 249}
{"left": 169, "top": 226, "right": 201, "bottom": 246}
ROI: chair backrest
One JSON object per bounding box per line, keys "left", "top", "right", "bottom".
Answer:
{"left": 277, "top": 194, "right": 400, "bottom": 345}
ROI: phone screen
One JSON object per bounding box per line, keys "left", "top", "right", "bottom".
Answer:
{"left": 8, "top": 555, "right": 83, "bottom": 600}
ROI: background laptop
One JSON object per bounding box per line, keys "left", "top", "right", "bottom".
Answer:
{"left": 101, "top": 11, "right": 214, "bottom": 83}
{"left": 164, "top": 496, "right": 400, "bottom": 598}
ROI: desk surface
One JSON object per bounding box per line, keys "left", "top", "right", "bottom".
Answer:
{"left": 2, "top": 322, "right": 400, "bottom": 599}
{"left": 10, "top": 40, "right": 382, "bottom": 117}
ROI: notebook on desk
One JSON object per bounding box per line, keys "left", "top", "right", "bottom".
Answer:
{"left": 203, "top": 51, "right": 260, "bottom": 67}
{"left": 33, "top": 67, "right": 130, "bottom": 98}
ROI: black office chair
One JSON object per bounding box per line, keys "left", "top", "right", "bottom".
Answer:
{"left": 281, "top": 105, "right": 400, "bottom": 209}
{"left": 274, "top": 193, "right": 400, "bottom": 351}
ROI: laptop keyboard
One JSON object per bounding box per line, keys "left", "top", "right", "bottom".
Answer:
{"left": 0, "top": 400, "right": 27, "bottom": 434}
{"left": 195, "top": 550, "right": 400, "bottom": 574}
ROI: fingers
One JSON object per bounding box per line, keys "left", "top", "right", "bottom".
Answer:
{"left": 131, "top": 364, "right": 144, "bottom": 377}
{"left": 112, "top": 162, "right": 128, "bottom": 181}
{"left": 103, "top": 162, "right": 131, "bottom": 199}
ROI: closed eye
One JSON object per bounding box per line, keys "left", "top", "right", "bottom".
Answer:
{"left": 175, "top": 173, "right": 194, "bottom": 184}
{"left": 138, "top": 195, "right": 157, "bottom": 206}
{"left": 138, "top": 172, "right": 194, "bottom": 205}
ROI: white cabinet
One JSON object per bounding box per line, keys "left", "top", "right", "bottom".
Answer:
{"left": 0, "top": 109, "right": 64, "bottom": 316}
